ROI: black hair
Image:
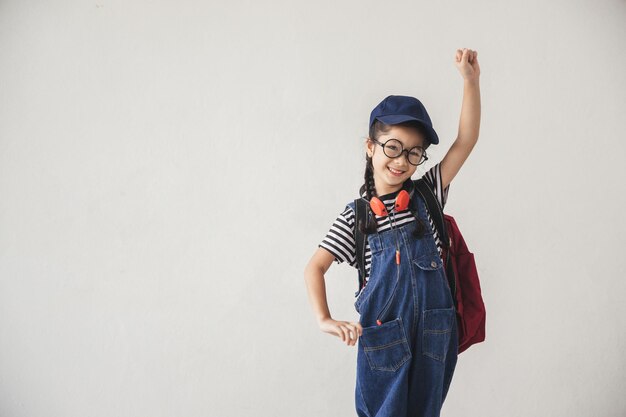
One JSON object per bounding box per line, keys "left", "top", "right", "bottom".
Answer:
{"left": 358, "top": 120, "right": 431, "bottom": 238}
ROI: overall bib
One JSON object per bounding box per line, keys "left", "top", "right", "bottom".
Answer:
{"left": 348, "top": 191, "right": 458, "bottom": 417}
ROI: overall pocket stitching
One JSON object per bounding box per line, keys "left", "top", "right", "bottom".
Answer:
{"left": 422, "top": 308, "right": 455, "bottom": 363}
{"left": 360, "top": 318, "right": 412, "bottom": 372}
{"left": 412, "top": 253, "right": 443, "bottom": 270}
{"left": 424, "top": 329, "right": 452, "bottom": 334}
{"left": 363, "top": 339, "right": 405, "bottom": 351}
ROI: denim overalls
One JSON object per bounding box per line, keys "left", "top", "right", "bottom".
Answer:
{"left": 347, "top": 190, "right": 458, "bottom": 417}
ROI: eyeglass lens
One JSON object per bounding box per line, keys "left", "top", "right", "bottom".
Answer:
{"left": 383, "top": 139, "right": 425, "bottom": 165}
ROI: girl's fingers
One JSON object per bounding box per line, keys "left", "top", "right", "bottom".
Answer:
{"left": 456, "top": 48, "right": 468, "bottom": 64}
{"left": 340, "top": 322, "right": 359, "bottom": 345}
{"left": 334, "top": 323, "right": 344, "bottom": 341}
{"left": 343, "top": 325, "right": 351, "bottom": 342}
{"left": 339, "top": 325, "right": 346, "bottom": 342}
{"left": 334, "top": 321, "right": 364, "bottom": 346}
{"left": 341, "top": 324, "right": 354, "bottom": 345}
{"left": 347, "top": 324, "right": 358, "bottom": 345}
{"left": 456, "top": 48, "right": 478, "bottom": 66}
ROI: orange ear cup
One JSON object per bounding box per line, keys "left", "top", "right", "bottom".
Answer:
{"left": 395, "top": 190, "right": 410, "bottom": 212}
{"left": 370, "top": 189, "right": 411, "bottom": 217}
{"left": 369, "top": 197, "right": 388, "bottom": 217}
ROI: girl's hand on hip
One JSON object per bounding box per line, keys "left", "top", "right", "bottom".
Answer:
{"left": 319, "top": 317, "right": 363, "bottom": 346}
{"left": 455, "top": 48, "right": 480, "bottom": 81}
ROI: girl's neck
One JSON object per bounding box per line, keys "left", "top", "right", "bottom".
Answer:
{"left": 375, "top": 179, "right": 410, "bottom": 198}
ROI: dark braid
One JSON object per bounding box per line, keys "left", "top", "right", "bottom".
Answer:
{"left": 364, "top": 156, "right": 377, "bottom": 202}
{"left": 360, "top": 120, "right": 430, "bottom": 237}
{"left": 358, "top": 156, "right": 379, "bottom": 234}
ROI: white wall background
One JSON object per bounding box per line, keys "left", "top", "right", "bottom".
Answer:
{"left": 1, "top": 1, "right": 625, "bottom": 416}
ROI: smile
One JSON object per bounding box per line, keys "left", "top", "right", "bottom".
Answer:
{"left": 388, "top": 167, "right": 405, "bottom": 176}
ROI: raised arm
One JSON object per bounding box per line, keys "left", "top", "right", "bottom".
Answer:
{"left": 440, "top": 48, "right": 481, "bottom": 190}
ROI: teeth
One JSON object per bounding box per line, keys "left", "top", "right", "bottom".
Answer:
{"left": 388, "top": 167, "right": 403, "bottom": 174}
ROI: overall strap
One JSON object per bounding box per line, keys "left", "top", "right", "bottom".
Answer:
{"left": 414, "top": 179, "right": 457, "bottom": 307}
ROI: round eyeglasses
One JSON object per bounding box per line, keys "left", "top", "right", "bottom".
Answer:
{"left": 372, "top": 138, "right": 428, "bottom": 166}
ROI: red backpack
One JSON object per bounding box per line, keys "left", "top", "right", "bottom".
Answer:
{"left": 440, "top": 214, "right": 486, "bottom": 353}
{"left": 353, "top": 178, "right": 486, "bottom": 354}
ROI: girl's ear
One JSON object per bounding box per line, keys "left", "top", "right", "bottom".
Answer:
{"left": 365, "top": 137, "right": 375, "bottom": 157}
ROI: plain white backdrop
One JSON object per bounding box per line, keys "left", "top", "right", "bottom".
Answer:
{"left": 1, "top": 1, "right": 625, "bottom": 416}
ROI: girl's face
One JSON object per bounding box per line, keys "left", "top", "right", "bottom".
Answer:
{"left": 365, "top": 125, "right": 425, "bottom": 196}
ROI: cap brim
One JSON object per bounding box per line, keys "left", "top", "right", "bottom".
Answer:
{"left": 374, "top": 115, "right": 439, "bottom": 145}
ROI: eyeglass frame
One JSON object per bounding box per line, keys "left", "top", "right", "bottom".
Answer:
{"left": 370, "top": 138, "right": 429, "bottom": 166}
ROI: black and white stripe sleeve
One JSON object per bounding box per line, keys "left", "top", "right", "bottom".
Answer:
{"left": 318, "top": 206, "right": 358, "bottom": 268}
{"left": 422, "top": 162, "right": 450, "bottom": 210}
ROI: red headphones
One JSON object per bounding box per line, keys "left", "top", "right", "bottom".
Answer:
{"left": 361, "top": 178, "right": 415, "bottom": 217}
{"left": 369, "top": 189, "right": 410, "bottom": 217}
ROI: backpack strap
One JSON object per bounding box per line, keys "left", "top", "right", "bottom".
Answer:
{"left": 353, "top": 198, "right": 368, "bottom": 297}
{"left": 413, "top": 178, "right": 450, "bottom": 248}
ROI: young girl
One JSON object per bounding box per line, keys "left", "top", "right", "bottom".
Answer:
{"left": 304, "top": 48, "right": 481, "bottom": 417}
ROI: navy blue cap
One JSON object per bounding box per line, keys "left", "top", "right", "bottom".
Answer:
{"left": 369, "top": 95, "right": 439, "bottom": 145}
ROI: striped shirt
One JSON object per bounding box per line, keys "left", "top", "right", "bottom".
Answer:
{"left": 318, "top": 162, "right": 449, "bottom": 297}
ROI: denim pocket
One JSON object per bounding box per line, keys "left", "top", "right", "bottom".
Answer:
{"left": 422, "top": 307, "right": 455, "bottom": 363}
{"left": 359, "top": 317, "right": 411, "bottom": 372}
{"left": 413, "top": 253, "right": 443, "bottom": 271}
